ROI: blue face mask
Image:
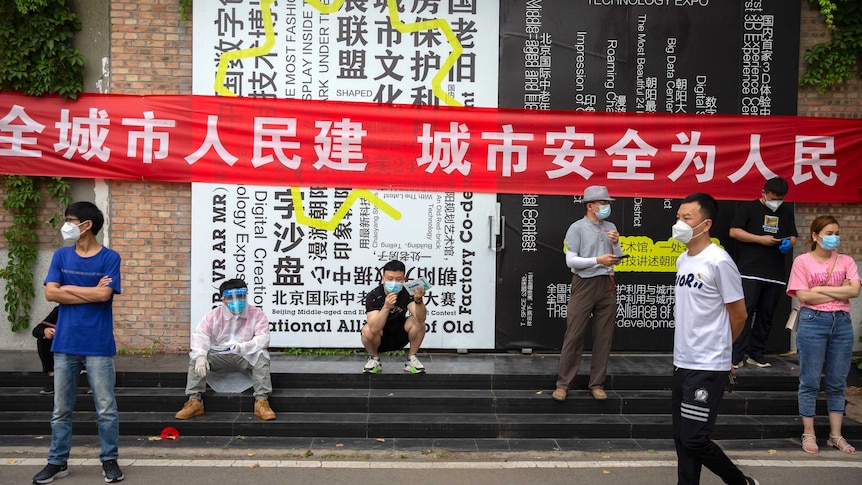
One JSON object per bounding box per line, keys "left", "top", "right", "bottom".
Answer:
{"left": 820, "top": 235, "right": 840, "bottom": 251}
{"left": 594, "top": 204, "right": 611, "bottom": 220}
{"left": 384, "top": 282, "right": 403, "bottom": 294}
{"left": 226, "top": 298, "right": 246, "bottom": 315}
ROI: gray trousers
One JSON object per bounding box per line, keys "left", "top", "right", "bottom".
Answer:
{"left": 185, "top": 350, "right": 272, "bottom": 400}
{"left": 556, "top": 274, "right": 616, "bottom": 390}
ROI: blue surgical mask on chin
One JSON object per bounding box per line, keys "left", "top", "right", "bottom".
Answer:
{"left": 226, "top": 299, "right": 246, "bottom": 315}
{"left": 384, "top": 282, "right": 403, "bottom": 294}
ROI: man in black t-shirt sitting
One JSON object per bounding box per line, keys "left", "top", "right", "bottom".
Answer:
{"left": 361, "top": 260, "right": 427, "bottom": 374}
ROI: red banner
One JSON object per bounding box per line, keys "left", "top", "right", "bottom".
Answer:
{"left": 1, "top": 92, "right": 861, "bottom": 202}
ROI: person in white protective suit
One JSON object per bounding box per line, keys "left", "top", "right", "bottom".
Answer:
{"left": 175, "top": 278, "right": 275, "bottom": 420}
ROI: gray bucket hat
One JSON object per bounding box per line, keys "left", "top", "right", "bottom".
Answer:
{"left": 581, "top": 185, "right": 615, "bottom": 203}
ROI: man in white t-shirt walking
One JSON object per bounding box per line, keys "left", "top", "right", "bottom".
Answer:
{"left": 672, "top": 193, "right": 758, "bottom": 485}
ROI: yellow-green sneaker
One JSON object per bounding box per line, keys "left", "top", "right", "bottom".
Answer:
{"left": 404, "top": 354, "right": 426, "bottom": 374}
{"left": 363, "top": 356, "right": 381, "bottom": 374}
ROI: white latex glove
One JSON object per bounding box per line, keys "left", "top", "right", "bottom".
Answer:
{"left": 194, "top": 356, "right": 210, "bottom": 377}
{"left": 230, "top": 342, "right": 247, "bottom": 355}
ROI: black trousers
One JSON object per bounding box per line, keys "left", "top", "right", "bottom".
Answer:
{"left": 37, "top": 338, "right": 53, "bottom": 374}
{"left": 732, "top": 278, "right": 783, "bottom": 362}
{"left": 672, "top": 367, "right": 747, "bottom": 485}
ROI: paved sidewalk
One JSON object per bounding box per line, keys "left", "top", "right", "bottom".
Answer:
{"left": 3, "top": 439, "right": 861, "bottom": 485}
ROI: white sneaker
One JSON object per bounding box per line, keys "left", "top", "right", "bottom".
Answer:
{"left": 745, "top": 357, "right": 772, "bottom": 368}
{"left": 404, "top": 354, "right": 426, "bottom": 374}
{"left": 363, "top": 356, "right": 381, "bottom": 374}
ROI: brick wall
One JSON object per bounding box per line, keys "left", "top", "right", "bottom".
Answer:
{"left": 797, "top": 1, "right": 862, "bottom": 118}
{"left": 110, "top": 0, "right": 192, "bottom": 94}
{"left": 109, "top": 0, "right": 193, "bottom": 352}
{"left": 108, "top": 180, "right": 191, "bottom": 352}
{"left": 795, "top": 1, "right": 862, "bottom": 260}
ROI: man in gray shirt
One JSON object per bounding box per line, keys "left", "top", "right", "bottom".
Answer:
{"left": 554, "top": 185, "right": 622, "bottom": 401}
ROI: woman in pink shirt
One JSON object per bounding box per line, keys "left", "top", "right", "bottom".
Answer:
{"left": 786, "top": 215, "right": 860, "bottom": 455}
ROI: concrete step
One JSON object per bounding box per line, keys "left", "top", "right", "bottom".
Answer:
{"left": 2, "top": 352, "right": 855, "bottom": 442}
{"left": 7, "top": 410, "right": 859, "bottom": 440}
{"left": 0, "top": 387, "right": 818, "bottom": 416}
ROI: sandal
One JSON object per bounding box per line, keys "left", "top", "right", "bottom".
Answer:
{"left": 801, "top": 433, "right": 819, "bottom": 454}
{"left": 826, "top": 435, "right": 856, "bottom": 455}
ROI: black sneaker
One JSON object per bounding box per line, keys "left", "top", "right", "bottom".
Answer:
{"left": 40, "top": 381, "right": 54, "bottom": 395}
{"left": 102, "top": 459, "right": 124, "bottom": 483}
{"left": 745, "top": 477, "right": 760, "bottom": 485}
{"left": 32, "top": 463, "right": 68, "bottom": 484}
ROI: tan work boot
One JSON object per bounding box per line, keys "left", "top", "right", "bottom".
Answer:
{"left": 175, "top": 398, "right": 204, "bottom": 419}
{"left": 254, "top": 399, "right": 276, "bottom": 420}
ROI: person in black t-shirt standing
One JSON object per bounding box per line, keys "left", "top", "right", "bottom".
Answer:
{"left": 361, "top": 260, "right": 427, "bottom": 374}
{"left": 729, "top": 177, "right": 797, "bottom": 369}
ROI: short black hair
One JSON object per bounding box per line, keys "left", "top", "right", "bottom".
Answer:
{"left": 65, "top": 201, "right": 105, "bottom": 235}
{"left": 219, "top": 278, "right": 247, "bottom": 295}
{"left": 681, "top": 193, "right": 718, "bottom": 221}
{"left": 763, "top": 176, "right": 789, "bottom": 197}
{"left": 382, "top": 260, "right": 406, "bottom": 274}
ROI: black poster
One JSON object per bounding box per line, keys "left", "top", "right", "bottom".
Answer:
{"left": 494, "top": 1, "right": 800, "bottom": 350}
{"left": 499, "top": 0, "right": 801, "bottom": 115}
{"left": 496, "top": 193, "right": 794, "bottom": 352}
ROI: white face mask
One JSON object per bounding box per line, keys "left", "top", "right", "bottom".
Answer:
{"left": 763, "top": 199, "right": 782, "bottom": 212}
{"left": 672, "top": 219, "right": 707, "bottom": 244}
{"left": 60, "top": 221, "right": 86, "bottom": 242}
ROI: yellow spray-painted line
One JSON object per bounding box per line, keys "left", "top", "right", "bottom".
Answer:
{"left": 384, "top": 1, "right": 464, "bottom": 108}
{"left": 212, "top": 0, "right": 462, "bottom": 230}
{"left": 291, "top": 187, "right": 401, "bottom": 231}
{"left": 215, "top": 0, "right": 463, "bottom": 107}
{"left": 213, "top": 0, "right": 277, "bottom": 98}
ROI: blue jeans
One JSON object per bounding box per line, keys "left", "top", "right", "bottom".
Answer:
{"left": 796, "top": 308, "right": 853, "bottom": 417}
{"left": 48, "top": 353, "right": 119, "bottom": 464}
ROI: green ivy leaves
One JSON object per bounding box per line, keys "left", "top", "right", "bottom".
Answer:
{"left": 179, "top": 0, "right": 192, "bottom": 23}
{"left": 1, "top": 176, "right": 41, "bottom": 332}
{"left": 0, "top": 0, "right": 78, "bottom": 332}
{"left": 801, "top": 0, "right": 862, "bottom": 94}
{"left": 0, "top": 0, "right": 84, "bottom": 99}
{"left": 0, "top": 176, "right": 70, "bottom": 332}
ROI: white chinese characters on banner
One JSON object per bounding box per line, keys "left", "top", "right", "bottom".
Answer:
{"left": 190, "top": 184, "right": 497, "bottom": 349}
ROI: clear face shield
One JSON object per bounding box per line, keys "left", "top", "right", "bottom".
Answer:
{"left": 222, "top": 287, "right": 248, "bottom": 315}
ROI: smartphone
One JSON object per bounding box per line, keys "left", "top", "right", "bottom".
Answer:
{"left": 725, "top": 373, "right": 736, "bottom": 392}
{"left": 616, "top": 254, "right": 630, "bottom": 259}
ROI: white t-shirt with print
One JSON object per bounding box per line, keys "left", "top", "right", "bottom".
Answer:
{"left": 673, "top": 243, "right": 745, "bottom": 371}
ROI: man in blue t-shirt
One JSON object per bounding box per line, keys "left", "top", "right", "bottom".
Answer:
{"left": 33, "top": 201, "right": 124, "bottom": 484}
